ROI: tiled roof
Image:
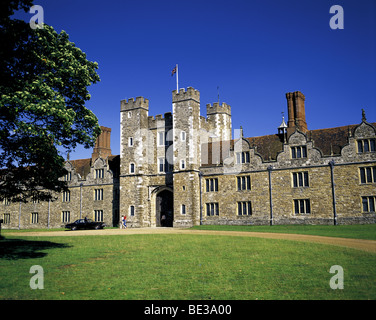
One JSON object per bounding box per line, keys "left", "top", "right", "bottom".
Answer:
{"left": 69, "top": 155, "right": 120, "bottom": 179}
{"left": 201, "top": 122, "right": 376, "bottom": 166}
{"left": 69, "top": 158, "right": 91, "bottom": 178}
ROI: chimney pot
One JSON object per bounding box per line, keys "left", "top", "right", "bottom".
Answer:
{"left": 92, "top": 126, "right": 112, "bottom": 161}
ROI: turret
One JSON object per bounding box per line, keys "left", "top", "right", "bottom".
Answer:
{"left": 172, "top": 87, "right": 201, "bottom": 171}
{"left": 206, "top": 102, "right": 232, "bottom": 141}
{"left": 172, "top": 87, "right": 200, "bottom": 104}
{"left": 120, "top": 96, "right": 149, "bottom": 112}
{"left": 120, "top": 96, "right": 149, "bottom": 175}
{"left": 172, "top": 87, "right": 202, "bottom": 227}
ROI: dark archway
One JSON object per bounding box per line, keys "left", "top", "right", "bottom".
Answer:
{"left": 156, "top": 190, "right": 173, "bottom": 227}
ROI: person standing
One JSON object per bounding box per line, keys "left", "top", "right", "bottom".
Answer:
{"left": 122, "top": 215, "right": 127, "bottom": 229}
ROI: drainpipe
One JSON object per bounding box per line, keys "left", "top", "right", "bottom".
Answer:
{"left": 199, "top": 172, "right": 203, "bottom": 225}
{"left": 18, "top": 202, "right": 21, "bottom": 230}
{"left": 47, "top": 199, "right": 50, "bottom": 229}
{"left": 267, "top": 165, "right": 273, "bottom": 226}
{"left": 80, "top": 183, "right": 83, "bottom": 219}
{"left": 329, "top": 160, "right": 337, "bottom": 225}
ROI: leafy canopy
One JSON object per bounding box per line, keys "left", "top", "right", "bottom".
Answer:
{"left": 0, "top": 0, "right": 101, "bottom": 202}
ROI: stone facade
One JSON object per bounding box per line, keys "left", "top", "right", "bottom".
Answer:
{"left": 2, "top": 88, "right": 376, "bottom": 229}
{"left": 118, "top": 88, "right": 376, "bottom": 227}
{"left": 2, "top": 127, "right": 120, "bottom": 229}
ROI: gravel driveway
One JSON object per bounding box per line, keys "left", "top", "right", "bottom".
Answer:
{"left": 6, "top": 227, "right": 376, "bottom": 253}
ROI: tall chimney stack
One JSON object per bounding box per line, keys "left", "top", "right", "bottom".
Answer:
{"left": 286, "top": 91, "right": 307, "bottom": 136}
{"left": 92, "top": 126, "right": 112, "bottom": 161}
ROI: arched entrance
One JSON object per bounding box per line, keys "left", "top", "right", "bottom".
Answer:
{"left": 156, "top": 189, "right": 173, "bottom": 227}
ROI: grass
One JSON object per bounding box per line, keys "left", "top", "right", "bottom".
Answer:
{"left": 191, "top": 224, "right": 376, "bottom": 240}
{"left": 1, "top": 226, "right": 376, "bottom": 300}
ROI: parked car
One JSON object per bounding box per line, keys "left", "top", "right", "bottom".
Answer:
{"left": 65, "top": 218, "right": 105, "bottom": 230}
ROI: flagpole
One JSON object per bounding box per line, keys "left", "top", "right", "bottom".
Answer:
{"left": 176, "top": 64, "right": 179, "bottom": 92}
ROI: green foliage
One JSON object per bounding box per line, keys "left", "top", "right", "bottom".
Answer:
{"left": 0, "top": 0, "right": 101, "bottom": 202}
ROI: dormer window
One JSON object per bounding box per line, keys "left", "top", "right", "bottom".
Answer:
{"left": 236, "top": 151, "right": 250, "bottom": 164}
{"left": 357, "top": 139, "right": 376, "bottom": 153}
{"left": 95, "top": 169, "right": 104, "bottom": 179}
{"left": 64, "top": 172, "right": 72, "bottom": 181}
{"left": 291, "top": 146, "right": 307, "bottom": 159}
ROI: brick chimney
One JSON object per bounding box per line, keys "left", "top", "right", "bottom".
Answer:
{"left": 286, "top": 91, "right": 308, "bottom": 136}
{"left": 92, "top": 126, "right": 112, "bottom": 161}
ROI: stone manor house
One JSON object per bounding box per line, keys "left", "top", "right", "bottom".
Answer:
{"left": 2, "top": 87, "right": 376, "bottom": 229}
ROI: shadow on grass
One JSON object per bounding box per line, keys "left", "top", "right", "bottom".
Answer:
{"left": 0, "top": 237, "right": 71, "bottom": 260}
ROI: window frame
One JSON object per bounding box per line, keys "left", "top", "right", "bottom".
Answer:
{"left": 62, "top": 190, "right": 70, "bottom": 202}
{"left": 293, "top": 199, "right": 311, "bottom": 215}
{"left": 237, "top": 175, "right": 251, "bottom": 191}
{"left": 291, "top": 146, "right": 307, "bottom": 159}
{"left": 292, "top": 172, "right": 309, "bottom": 188}
{"left": 362, "top": 196, "right": 376, "bottom": 213}
{"left": 237, "top": 201, "right": 252, "bottom": 216}
{"left": 94, "top": 189, "right": 104, "bottom": 201}
{"left": 62, "top": 211, "right": 70, "bottom": 223}
{"left": 158, "top": 157, "right": 167, "bottom": 173}
{"left": 206, "top": 202, "right": 219, "bottom": 216}
{"left": 94, "top": 210, "right": 104, "bottom": 222}
{"left": 206, "top": 178, "right": 219, "bottom": 192}
{"left": 31, "top": 212, "right": 39, "bottom": 224}
{"left": 95, "top": 168, "right": 104, "bottom": 179}
{"left": 236, "top": 151, "right": 250, "bottom": 164}
{"left": 158, "top": 131, "right": 167, "bottom": 146}
{"left": 3, "top": 213, "right": 10, "bottom": 224}
{"left": 64, "top": 171, "right": 72, "bottom": 181}
{"left": 180, "top": 159, "right": 186, "bottom": 170}
{"left": 359, "top": 166, "right": 376, "bottom": 184}
{"left": 357, "top": 139, "right": 376, "bottom": 153}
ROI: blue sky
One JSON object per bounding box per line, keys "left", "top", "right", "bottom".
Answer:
{"left": 15, "top": 0, "right": 376, "bottom": 160}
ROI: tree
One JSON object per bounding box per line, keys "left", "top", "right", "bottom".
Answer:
{"left": 0, "top": 0, "right": 101, "bottom": 202}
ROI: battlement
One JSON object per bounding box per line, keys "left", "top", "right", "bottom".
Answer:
{"left": 120, "top": 96, "right": 149, "bottom": 111}
{"left": 148, "top": 112, "right": 173, "bottom": 128}
{"left": 206, "top": 102, "right": 231, "bottom": 116}
{"left": 172, "top": 87, "right": 200, "bottom": 103}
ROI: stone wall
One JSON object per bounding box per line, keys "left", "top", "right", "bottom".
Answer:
{"left": 4, "top": 89, "right": 375, "bottom": 229}
{"left": 2, "top": 156, "right": 119, "bottom": 230}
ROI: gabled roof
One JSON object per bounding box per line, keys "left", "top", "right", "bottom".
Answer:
{"left": 68, "top": 155, "right": 120, "bottom": 179}
{"left": 201, "top": 122, "right": 376, "bottom": 166}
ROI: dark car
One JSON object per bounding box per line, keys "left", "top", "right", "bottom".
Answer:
{"left": 65, "top": 219, "right": 105, "bottom": 231}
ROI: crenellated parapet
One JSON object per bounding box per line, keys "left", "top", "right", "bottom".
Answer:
{"left": 120, "top": 96, "right": 149, "bottom": 111}
{"left": 206, "top": 102, "right": 231, "bottom": 116}
{"left": 172, "top": 87, "right": 200, "bottom": 103}
{"left": 148, "top": 112, "right": 173, "bottom": 129}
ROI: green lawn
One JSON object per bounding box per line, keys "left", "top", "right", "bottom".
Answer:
{"left": 1, "top": 227, "right": 376, "bottom": 300}
{"left": 191, "top": 224, "right": 376, "bottom": 240}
